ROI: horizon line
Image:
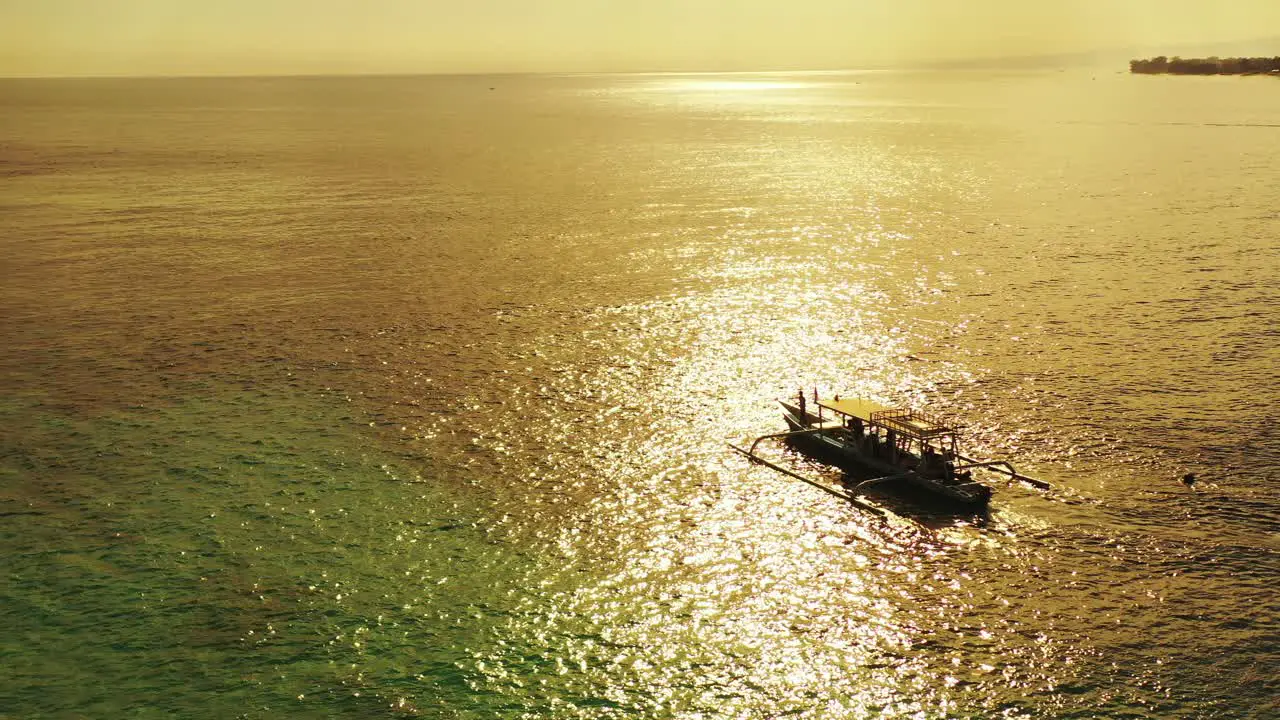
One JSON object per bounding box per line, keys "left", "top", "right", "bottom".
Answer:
{"left": 0, "top": 61, "right": 1120, "bottom": 82}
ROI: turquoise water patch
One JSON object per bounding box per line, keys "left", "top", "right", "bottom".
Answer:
{"left": 0, "top": 388, "right": 534, "bottom": 718}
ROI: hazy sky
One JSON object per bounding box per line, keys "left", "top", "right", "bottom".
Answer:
{"left": 2, "top": 0, "right": 1277, "bottom": 77}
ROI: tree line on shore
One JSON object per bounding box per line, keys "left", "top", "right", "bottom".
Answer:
{"left": 1130, "top": 56, "right": 1280, "bottom": 75}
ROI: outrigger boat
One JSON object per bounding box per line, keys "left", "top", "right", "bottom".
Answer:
{"left": 732, "top": 390, "right": 1049, "bottom": 514}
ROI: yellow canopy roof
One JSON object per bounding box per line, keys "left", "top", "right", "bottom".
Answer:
{"left": 817, "top": 397, "right": 890, "bottom": 420}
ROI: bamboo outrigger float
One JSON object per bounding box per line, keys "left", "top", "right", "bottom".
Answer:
{"left": 732, "top": 389, "right": 1049, "bottom": 513}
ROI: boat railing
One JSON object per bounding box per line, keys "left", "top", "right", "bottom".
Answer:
{"left": 869, "top": 407, "right": 956, "bottom": 436}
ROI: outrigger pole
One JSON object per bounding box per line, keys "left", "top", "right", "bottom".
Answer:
{"left": 728, "top": 435, "right": 886, "bottom": 519}
{"left": 850, "top": 473, "right": 914, "bottom": 491}
{"left": 745, "top": 427, "right": 830, "bottom": 457}
{"left": 954, "top": 455, "right": 1050, "bottom": 490}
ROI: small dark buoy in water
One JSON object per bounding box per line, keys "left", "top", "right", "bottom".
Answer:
{"left": 1181, "top": 472, "right": 1198, "bottom": 487}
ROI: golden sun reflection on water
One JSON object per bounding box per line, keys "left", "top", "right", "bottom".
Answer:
{"left": 460, "top": 255, "right": 1095, "bottom": 715}
{"left": 416, "top": 154, "right": 1147, "bottom": 711}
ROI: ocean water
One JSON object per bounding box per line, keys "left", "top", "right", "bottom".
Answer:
{"left": 1, "top": 70, "right": 1277, "bottom": 719}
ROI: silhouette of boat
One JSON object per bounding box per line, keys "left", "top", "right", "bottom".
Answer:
{"left": 733, "top": 390, "right": 1049, "bottom": 513}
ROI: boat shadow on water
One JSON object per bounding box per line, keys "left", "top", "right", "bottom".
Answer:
{"left": 833, "top": 467, "right": 994, "bottom": 528}
{"left": 777, "top": 445, "right": 995, "bottom": 528}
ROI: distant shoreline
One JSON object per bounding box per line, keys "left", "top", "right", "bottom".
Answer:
{"left": 1130, "top": 56, "right": 1280, "bottom": 76}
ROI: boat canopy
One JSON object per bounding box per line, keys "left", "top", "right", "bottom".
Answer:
{"left": 818, "top": 398, "right": 890, "bottom": 421}
{"left": 818, "top": 397, "right": 958, "bottom": 440}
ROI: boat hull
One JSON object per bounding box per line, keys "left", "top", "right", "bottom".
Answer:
{"left": 778, "top": 400, "right": 991, "bottom": 511}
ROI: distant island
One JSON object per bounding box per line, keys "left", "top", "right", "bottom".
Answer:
{"left": 1129, "top": 56, "right": 1280, "bottom": 75}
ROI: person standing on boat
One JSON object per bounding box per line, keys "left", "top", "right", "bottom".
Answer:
{"left": 849, "top": 417, "right": 864, "bottom": 437}
{"left": 797, "top": 388, "right": 806, "bottom": 419}
{"left": 922, "top": 445, "right": 943, "bottom": 477}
